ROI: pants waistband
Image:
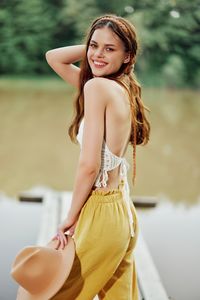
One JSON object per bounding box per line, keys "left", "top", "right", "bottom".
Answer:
{"left": 89, "top": 178, "right": 135, "bottom": 237}
{"left": 89, "top": 179, "right": 125, "bottom": 203}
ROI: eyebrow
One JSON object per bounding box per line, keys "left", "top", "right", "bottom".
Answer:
{"left": 90, "top": 40, "right": 116, "bottom": 47}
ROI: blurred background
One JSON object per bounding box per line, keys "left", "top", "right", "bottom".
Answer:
{"left": 0, "top": 0, "right": 200, "bottom": 300}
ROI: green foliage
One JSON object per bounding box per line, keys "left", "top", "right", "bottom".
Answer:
{"left": 128, "top": 0, "right": 200, "bottom": 87}
{"left": 162, "top": 55, "right": 185, "bottom": 87}
{"left": 61, "top": 0, "right": 101, "bottom": 43}
{"left": 0, "top": 0, "right": 199, "bottom": 87}
{"left": 0, "top": 0, "right": 58, "bottom": 74}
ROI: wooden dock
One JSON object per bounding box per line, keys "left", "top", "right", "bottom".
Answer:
{"left": 20, "top": 188, "right": 169, "bottom": 300}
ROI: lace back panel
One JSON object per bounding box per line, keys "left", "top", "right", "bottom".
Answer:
{"left": 76, "top": 118, "right": 135, "bottom": 237}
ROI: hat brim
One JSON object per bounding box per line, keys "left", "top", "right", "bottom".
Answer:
{"left": 16, "top": 236, "right": 75, "bottom": 300}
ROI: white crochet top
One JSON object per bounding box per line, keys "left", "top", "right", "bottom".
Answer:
{"left": 76, "top": 118, "right": 134, "bottom": 237}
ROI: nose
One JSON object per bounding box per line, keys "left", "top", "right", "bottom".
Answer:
{"left": 94, "top": 48, "right": 104, "bottom": 58}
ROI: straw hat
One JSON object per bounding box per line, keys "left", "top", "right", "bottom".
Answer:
{"left": 10, "top": 236, "right": 75, "bottom": 300}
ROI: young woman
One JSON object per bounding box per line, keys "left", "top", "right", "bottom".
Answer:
{"left": 46, "top": 14, "right": 150, "bottom": 300}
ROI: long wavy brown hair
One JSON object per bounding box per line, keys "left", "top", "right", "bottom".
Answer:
{"left": 68, "top": 14, "right": 151, "bottom": 185}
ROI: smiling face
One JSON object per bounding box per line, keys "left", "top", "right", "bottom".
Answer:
{"left": 87, "top": 26, "right": 130, "bottom": 77}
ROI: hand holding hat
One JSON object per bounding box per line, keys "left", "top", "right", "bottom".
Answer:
{"left": 10, "top": 236, "right": 75, "bottom": 300}
{"left": 52, "top": 216, "right": 78, "bottom": 250}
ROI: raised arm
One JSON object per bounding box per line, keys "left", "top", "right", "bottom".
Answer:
{"left": 45, "top": 45, "right": 86, "bottom": 88}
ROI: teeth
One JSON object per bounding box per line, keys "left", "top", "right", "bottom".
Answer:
{"left": 93, "top": 61, "right": 106, "bottom": 66}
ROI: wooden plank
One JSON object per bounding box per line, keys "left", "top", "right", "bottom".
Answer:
{"left": 138, "top": 281, "right": 144, "bottom": 300}
{"left": 131, "top": 196, "right": 158, "bottom": 208}
{"left": 18, "top": 186, "right": 46, "bottom": 202}
{"left": 134, "top": 233, "right": 169, "bottom": 300}
{"left": 36, "top": 191, "right": 60, "bottom": 246}
{"left": 59, "top": 191, "right": 73, "bottom": 223}
{"left": 36, "top": 189, "right": 168, "bottom": 300}
{"left": 18, "top": 194, "right": 43, "bottom": 202}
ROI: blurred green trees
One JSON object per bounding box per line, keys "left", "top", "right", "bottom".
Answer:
{"left": 0, "top": 0, "right": 199, "bottom": 87}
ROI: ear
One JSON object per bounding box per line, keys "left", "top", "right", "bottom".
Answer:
{"left": 123, "top": 53, "right": 130, "bottom": 64}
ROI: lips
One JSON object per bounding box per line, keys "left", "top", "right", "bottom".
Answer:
{"left": 92, "top": 60, "right": 107, "bottom": 67}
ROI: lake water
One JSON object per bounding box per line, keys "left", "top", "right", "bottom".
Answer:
{"left": 138, "top": 197, "right": 200, "bottom": 300}
{"left": 0, "top": 197, "right": 42, "bottom": 300}
{"left": 1, "top": 196, "right": 199, "bottom": 300}
{"left": 0, "top": 79, "right": 199, "bottom": 299}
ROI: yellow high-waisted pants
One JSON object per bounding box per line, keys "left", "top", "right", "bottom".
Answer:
{"left": 51, "top": 183, "right": 139, "bottom": 300}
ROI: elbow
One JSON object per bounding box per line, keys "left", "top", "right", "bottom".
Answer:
{"left": 45, "top": 50, "right": 54, "bottom": 64}
{"left": 80, "top": 161, "right": 100, "bottom": 176}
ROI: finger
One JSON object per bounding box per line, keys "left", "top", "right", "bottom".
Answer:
{"left": 55, "top": 238, "right": 61, "bottom": 250}
{"left": 62, "top": 231, "right": 68, "bottom": 244}
{"left": 62, "top": 232, "right": 68, "bottom": 248}
{"left": 56, "top": 240, "right": 60, "bottom": 250}
{"left": 60, "top": 235, "right": 64, "bottom": 249}
{"left": 67, "top": 224, "right": 76, "bottom": 236}
{"left": 55, "top": 232, "right": 61, "bottom": 249}
{"left": 65, "top": 234, "right": 69, "bottom": 244}
{"left": 59, "top": 231, "right": 66, "bottom": 249}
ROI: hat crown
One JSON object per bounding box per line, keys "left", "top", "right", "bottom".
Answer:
{"left": 11, "top": 237, "right": 75, "bottom": 299}
{"left": 11, "top": 246, "right": 62, "bottom": 294}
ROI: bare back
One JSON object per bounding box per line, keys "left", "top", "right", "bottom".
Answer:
{"left": 93, "top": 79, "right": 132, "bottom": 191}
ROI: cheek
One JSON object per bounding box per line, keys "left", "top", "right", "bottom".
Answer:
{"left": 111, "top": 56, "right": 124, "bottom": 69}
{"left": 87, "top": 52, "right": 93, "bottom": 68}
{"left": 87, "top": 46, "right": 96, "bottom": 56}
{"left": 86, "top": 50, "right": 90, "bottom": 61}
{"left": 111, "top": 52, "right": 124, "bottom": 64}
{"left": 87, "top": 48, "right": 93, "bottom": 60}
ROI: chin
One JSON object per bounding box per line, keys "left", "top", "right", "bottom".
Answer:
{"left": 91, "top": 71, "right": 106, "bottom": 77}
{"left": 92, "top": 69, "right": 114, "bottom": 78}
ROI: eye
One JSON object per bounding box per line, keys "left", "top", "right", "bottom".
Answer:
{"left": 89, "top": 43, "right": 97, "bottom": 48}
{"left": 106, "top": 47, "right": 114, "bottom": 52}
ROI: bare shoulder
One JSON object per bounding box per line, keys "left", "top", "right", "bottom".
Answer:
{"left": 84, "top": 77, "right": 110, "bottom": 91}
{"left": 83, "top": 77, "right": 121, "bottom": 102}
